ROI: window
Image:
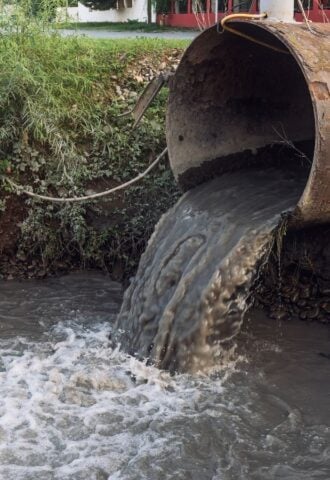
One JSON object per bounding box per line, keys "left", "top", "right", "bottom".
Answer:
{"left": 193, "top": 0, "right": 207, "bottom": 12}
{"left": 294, "top": 0, "right": 313, "bottom": 12}
{"left": 232, "top": 0, "right": 254, "bottom": 12}
{"left": 178, "top": 0, "right": 188, "bottom": 13}
{"left": 319, "top": 0, "right": 330, "bottom": 8}
{"left": 217, "top": 0, "right": 228, "bottom": 12}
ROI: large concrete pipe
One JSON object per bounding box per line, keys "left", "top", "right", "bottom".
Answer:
{"left": 166, "top": 21, "right": 330, "bottom": 225}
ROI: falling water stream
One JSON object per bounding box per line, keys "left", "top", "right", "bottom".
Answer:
{"left": 0, "top": 166, "right": 330, "bottom": 479}
{"left": 116, "top": 166, "right": 310, "bottom": 372}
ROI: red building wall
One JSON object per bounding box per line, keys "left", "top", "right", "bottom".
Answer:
{"left": 157, "top": 0, "right": 330, "bottom": 28}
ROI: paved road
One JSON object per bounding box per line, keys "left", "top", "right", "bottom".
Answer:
{"left": 60, "top": 29, "right": 198, "bottom": 40}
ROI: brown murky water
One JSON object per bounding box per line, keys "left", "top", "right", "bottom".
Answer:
{"left": 0, "top": 274, "right": 329, "bottom": 478}
{"left": 116, "top": 166, "right": 309, "bottom": 372}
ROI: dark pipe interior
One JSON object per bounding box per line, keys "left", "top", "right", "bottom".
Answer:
{"left": 167, "top": 22, "right": 316, "bottom": 190}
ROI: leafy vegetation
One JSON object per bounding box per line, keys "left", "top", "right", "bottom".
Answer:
{"left": 0, "top": 2, "right": 188, "bottom": 280}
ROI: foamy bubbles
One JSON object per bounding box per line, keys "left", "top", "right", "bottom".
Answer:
{"left": 0, "top": 320, "right": 225, "bottom": 480}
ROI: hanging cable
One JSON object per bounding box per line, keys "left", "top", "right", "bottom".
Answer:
{"left": 220, "top": 13, "right": 290, "bottom": 54}
{"left": 296, "top": 0, "right": 316, "bottom": 34}
{"left": 3, "top": 147, "right": 168, "bottom": 204}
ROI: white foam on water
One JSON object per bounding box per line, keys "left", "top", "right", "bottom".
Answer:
{"left": 0, "top": 275, "right": 329, "bottom": 480}
{"left": 0, "top": 320, "right": 227, "bottom": 480}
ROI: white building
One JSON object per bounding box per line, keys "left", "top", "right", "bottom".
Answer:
{"left": 57, "top": 0, "right": 155, "bottom": 23}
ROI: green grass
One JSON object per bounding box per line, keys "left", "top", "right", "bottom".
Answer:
{"left": 94, "top": 36, "right": 190, "bottom": 47}
{"left": 0, "top": 32, "right": 186, "bottom": 278}
{"left": 56, "top": 20, "right": 196, "bottom": 32}
{"left": 0, "top": 34, "right": 187, "bottom": 170}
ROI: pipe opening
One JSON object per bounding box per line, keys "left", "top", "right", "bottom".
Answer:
{"left": 167, "top": 22, "right": 316, "bottom": 191}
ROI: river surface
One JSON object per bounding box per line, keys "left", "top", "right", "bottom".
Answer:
{"left": 0, "top": 272, "right": 329, "bottom": 480}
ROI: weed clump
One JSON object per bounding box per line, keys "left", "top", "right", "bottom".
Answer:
{"left": 0, "top": 2, "right": 185, "bottom": 280}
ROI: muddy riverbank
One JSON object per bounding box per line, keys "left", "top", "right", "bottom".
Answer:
{"left": 255, "top": 225, "right": 330, "bottom": 325}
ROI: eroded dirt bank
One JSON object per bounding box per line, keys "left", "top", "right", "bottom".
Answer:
{"left": 255, "top": 225, "right": 330, "bottom": 324}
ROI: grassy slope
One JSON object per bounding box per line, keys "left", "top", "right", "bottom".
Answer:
{"left": 0, "top": 35, "right": 188, "bottom": 280}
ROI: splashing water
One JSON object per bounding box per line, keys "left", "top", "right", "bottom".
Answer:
{"left": 0, "top": 274, "right": 330, "bottom": 479}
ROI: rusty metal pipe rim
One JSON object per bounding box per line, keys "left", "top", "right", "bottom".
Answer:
{"left": 166, "top": 21, "right": 330, "bottom": 226}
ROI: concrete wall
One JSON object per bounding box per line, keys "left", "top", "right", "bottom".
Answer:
{"left": 57, "top": 1, "right": 156, "bottom": 23}
{"left": 57, "top": 7, "right": 79, "bottom": 22}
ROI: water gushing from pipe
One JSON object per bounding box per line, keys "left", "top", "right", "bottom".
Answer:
{"left": 116, "top": 164, "right": 308, "bottom": 372}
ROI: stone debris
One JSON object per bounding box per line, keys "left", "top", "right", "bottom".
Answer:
{"left": 118, "top": 49, "right": 182, "bottom": 102}
{"left": 254, "top": 226, "right": 330, "bottom": 324}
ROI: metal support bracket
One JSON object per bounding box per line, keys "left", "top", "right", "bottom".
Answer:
{"left": 118, "top": 72, "right": 174, "bottom": 129}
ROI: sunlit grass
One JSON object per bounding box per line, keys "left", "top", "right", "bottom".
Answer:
{"left": 0, "top": 4, "right": 185, "bottom": 277}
